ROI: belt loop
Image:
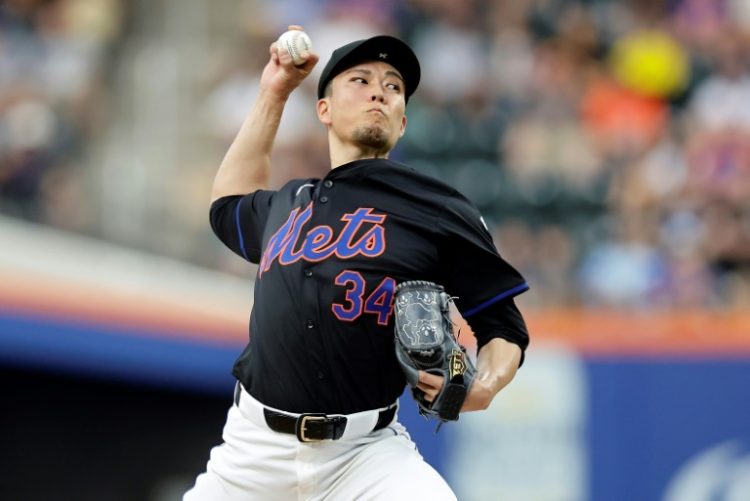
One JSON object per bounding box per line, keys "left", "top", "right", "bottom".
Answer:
{"left": 373, "top": 404, "right": 397, "bottom": 431}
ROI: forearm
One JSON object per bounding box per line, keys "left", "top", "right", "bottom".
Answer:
{"left": 461, "top": 337, "right": 522, "bottom": 412}
{"left": 210, "top": 25, "right": 318, "bottom": 202}
{"left": 475, "top": 337, "right": 522, "bottom": 395}
{"left": 210, "top": 89, "right": 288, "bottom": 202}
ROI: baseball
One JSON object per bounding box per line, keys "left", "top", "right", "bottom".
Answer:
{"left": 277, "top": 30, "right": 312, "bottom": 66}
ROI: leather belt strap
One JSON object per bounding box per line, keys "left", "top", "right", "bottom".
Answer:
{"left": 233, "top": 383, "right": 397, "bottom": 442}
{"left": 263, "top": 406, "right": 397, "bottom": 442}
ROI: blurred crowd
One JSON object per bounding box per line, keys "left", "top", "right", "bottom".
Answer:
{"left": 2, "top": 0, "right": 750, "bottom": 311}
{"left": 0, "top": 0, "right": 122, "bottom": 229}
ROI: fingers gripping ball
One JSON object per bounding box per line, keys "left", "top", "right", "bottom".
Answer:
{"left": 277, "top": 30, "right": 313, "bottom": 66}
{"left": 393, "top": 281, "right": 476, "bottom": 425}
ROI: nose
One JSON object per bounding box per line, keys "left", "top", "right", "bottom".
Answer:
{"left": 371, "top": 93, "right": 385, "bottom": 103}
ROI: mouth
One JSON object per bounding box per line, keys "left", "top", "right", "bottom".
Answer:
{"left": 367, "top": 108, "right": 386, "bottom": 117}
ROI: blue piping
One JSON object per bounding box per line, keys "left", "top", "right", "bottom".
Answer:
{"left": 235, "top": 197, "right": 249, "bottom": 260}
{"left": 462, "top": 282, "right": 530, "bottom": 317}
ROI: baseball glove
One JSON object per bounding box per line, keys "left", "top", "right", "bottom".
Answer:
{"left": 393, "top": 280, "right": 476, "bottom": 424}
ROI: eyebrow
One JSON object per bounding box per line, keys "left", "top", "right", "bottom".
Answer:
{"left": 344, "top": 67, "right": 405, "bottom": 85}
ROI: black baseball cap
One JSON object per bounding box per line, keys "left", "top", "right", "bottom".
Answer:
{"left": 317, "top": 35, "right": 421, "bottom": 103}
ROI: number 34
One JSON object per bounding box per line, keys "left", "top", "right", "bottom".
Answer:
{"left": 332, "top": 271, "right": 396, "bottom": 326}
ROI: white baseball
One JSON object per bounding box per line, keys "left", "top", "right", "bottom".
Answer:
{"left": 277, "top": 30, "right": 313, "bottom": 66}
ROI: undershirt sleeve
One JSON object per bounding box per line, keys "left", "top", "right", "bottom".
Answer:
{"left": 463, "top": 298, "right": 530, "bottom": 367}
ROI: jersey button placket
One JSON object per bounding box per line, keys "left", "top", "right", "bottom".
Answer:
{"left": 301, "top": 196, "right": 327, "bottom": 391}
{"left": 319, "top": 179, "right": 332, "bottom": 203}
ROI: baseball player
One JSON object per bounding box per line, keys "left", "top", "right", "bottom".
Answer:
{"left": 185, "top": 26, "right": 530, "bottom": 500}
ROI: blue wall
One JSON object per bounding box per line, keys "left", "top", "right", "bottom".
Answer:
{"left": 587, "top": 359, "right": 750, "bottom": 501}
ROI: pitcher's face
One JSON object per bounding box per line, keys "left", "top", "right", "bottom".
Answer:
{"left": 318, "top": 61, "right": 407, "bottom": 153}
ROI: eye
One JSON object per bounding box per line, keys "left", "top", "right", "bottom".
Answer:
{"left": 351, "top": 77, "right": 367, "bottom": 84}
{"left": 386, "top": 82, "right": 402, "bottom": 92}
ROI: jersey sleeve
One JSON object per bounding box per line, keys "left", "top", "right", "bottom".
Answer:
{"left": 436, "top": 195, "right": 529, "bottom": 317}
{"left": 209, "top": 190, "right": 276, "bottom": 263}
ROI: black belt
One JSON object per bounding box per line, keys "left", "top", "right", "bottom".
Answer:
{"left": 263, "top": 406, "right": 396, "bottom": 442}
{"left": 234, "top": 384, "right": 396, "bottom": 442}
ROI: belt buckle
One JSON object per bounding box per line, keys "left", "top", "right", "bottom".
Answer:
{"left": 296, "top": 413, "right": 328, "bottom": 443}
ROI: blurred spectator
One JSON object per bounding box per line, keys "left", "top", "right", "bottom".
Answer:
{"left": 580, "top": 72, "right": 670, "bottom": 160}
{"left": 406, "top": 0, "right": 488, "bottom": 103}
{"left": 0, "top": 94, "right": 56, "bottom": 218}
{"left": 0, "top": 0, "right": 122, "bottom": 231}
{"left": 689, "top": 28, "right": 750, "bottom": 130}
{"left": 578, "top": 212, "right": 669, "bottom": 308}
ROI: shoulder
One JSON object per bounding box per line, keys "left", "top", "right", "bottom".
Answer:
{"left": 252, "top": 178, "right": 320, "bottom": 209}
{"left": 372, "top": 160, "right": 460, "bottom": 198}
{"left": 381, "top": 160, "right": 452, "bottom": 187}
{"left": 276, "top": 178, "right": 319, "bottom": 196}
{"left": 210, "top": 178, "right": 318, "bottom": 215}
{"left": 364, "top": 159, "right": 486, "bottom": 226}
{"left": 421, "top": 181, "right": 490, "bottom": 237}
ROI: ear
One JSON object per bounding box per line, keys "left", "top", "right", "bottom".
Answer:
{"left": 317, "top": 98, "right": 332, "bottom": 126}
{"left": 399, "top": 114, "right": 407, "bottom": 137}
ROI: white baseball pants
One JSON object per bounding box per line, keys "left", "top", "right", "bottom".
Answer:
{"left": 184, "top": 385, "right": 456, "bottom": 501}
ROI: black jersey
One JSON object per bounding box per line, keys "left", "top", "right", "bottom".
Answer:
{"left": 210, "top": 158, "right": 529, "bottom": 414}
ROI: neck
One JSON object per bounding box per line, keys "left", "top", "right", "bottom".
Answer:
{"left": 328, "top": 135, "right": 390, "bottom": 169}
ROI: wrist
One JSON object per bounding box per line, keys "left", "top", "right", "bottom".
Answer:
{"left": 258, "top": 85, "right": 292, "bottom": 104}
{"left": 462, "top": 377, "right": 494, "bottom": 412}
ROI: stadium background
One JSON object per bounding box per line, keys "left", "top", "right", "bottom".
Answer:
{"left": 1, "top": 0, "right": 749, "bottom": 499}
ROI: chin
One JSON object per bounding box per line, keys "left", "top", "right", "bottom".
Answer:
{"left": 353, "top": 125, "right": 391, "bottom": 151}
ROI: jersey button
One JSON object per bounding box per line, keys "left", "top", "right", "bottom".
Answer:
{"left": 304, "top": 269, "right": 313, "bottom": 278}
{"left": 305, "top": 319, "right": 315, "bottom": 329}
{"left": 316, "top": 371, "right": 325, "bottom": 380}
{"left": 319, "top": 195, "right": 329, "bottom": 203}
{"left": 323, "top": 180, "right": 333, "bottom": 188}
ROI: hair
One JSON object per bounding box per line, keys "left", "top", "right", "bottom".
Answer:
{"left": 324, "top": 80, "right": 333, "bottom": 98}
